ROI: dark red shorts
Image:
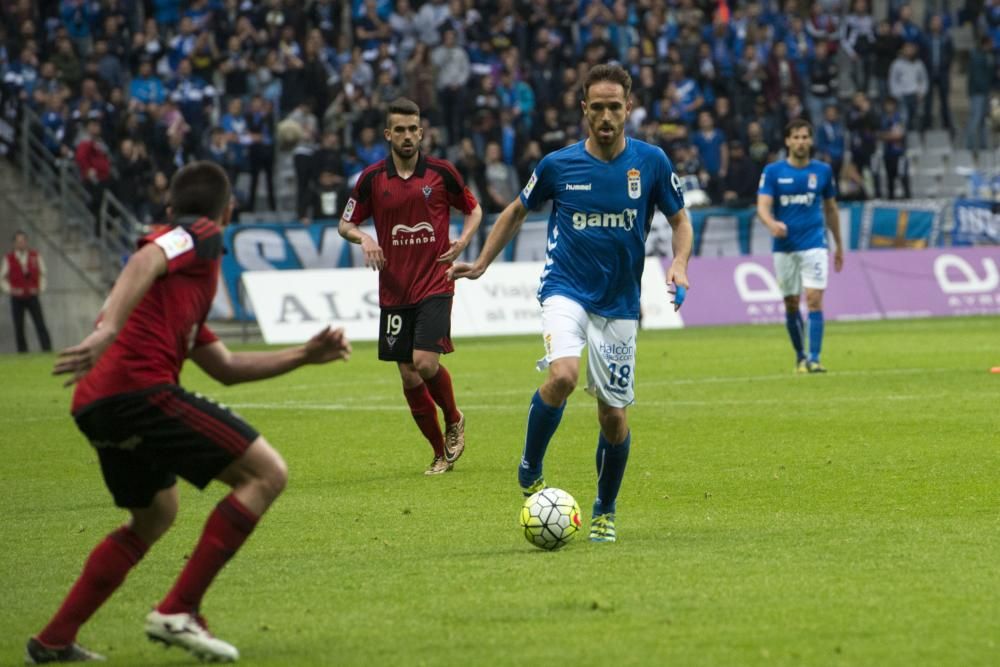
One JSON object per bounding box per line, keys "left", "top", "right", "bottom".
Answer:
{"left": 73, "top": 384, "right": 259, "bottom": 508}
{"left": 378, "top": 294, "right": 454, "bottom": 362}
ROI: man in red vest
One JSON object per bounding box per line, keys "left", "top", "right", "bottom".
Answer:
{"left": 1, "top": 230, "right": 52, "bottom": 353}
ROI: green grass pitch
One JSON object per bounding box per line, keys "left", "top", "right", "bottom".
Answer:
{"left": 2, "top": 317, "right": 998, "bottom": 666}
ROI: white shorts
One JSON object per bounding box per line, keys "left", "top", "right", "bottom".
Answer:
{"left": 773, "top": 248, "right": 829, "bottom": 296}
{"left": 537, "top": 295, "right": 638, "bottom": 408}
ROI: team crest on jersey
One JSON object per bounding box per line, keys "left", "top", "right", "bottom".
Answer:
{"left": 422, "top": 184, "right": 432, "bottom": 199}
{"left": 808, "top": 173, "right": 817, "bottom": 190}
{"left": 627, "top": 168, "right": 641, "bottom": 199}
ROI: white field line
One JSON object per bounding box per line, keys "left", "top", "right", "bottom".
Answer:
{"left": 229, "top": 394, "right": 934, "bottom": 413}
{"left": 243, "top": 366, "right": 961, "bottom": 401}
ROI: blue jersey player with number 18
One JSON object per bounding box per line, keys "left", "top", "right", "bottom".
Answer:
{"left": 757, "top": 119, "right": 844, "bottom": 374}
{"left": 449, "top": 64, "right": 693, "bottom": 543}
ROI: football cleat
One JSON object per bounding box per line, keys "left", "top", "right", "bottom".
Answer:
{"left": 24, "top": 638, "right": 105, "bottom": 663}
{"left": 520, "top": 476, "right": 546, "bottom": 498}
{"left": 424, "top": 456, "right": 453, "bottom": 475}
{"left": 589, "top": 513, "right": 617, "bottom": 543}
{"left": 443, "top": 412, "right": 465, "bottom": 463}
{"left": 807, "top": 361, "right": 827, "bottom": 373}
{"left": 144, "top": 610, "right": 239, "bottom": 663}
{"left": 796, "top": 358, "right": 808, "bottom": 374}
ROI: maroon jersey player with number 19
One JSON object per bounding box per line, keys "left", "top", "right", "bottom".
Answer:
{"left": 340, "top": 98, "right": 482, "bottom": 476}
{"left": 27, "top": 162, "right": 352, "bottom": 665}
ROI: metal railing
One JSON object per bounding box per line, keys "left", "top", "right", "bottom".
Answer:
{"left": 17, "top": 106, "right": 143, "bottom": 286}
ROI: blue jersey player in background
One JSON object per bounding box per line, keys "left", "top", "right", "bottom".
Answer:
{"left": 449, "top": 64, "right": 693, "bottom": 543}
{"left": 757, "top": 119, "right": 844, "bottom": 373}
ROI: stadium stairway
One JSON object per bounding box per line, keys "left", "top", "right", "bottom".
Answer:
{"left": 0, "top": 159, "right": 107, "bottom": 353}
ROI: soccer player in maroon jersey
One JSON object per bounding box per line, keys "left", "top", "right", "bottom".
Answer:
{"left": 26, "top": 162, "right": 352, "bottom": 664}
{"left": 339, "top": 98, "right": 482, "bottom": 475}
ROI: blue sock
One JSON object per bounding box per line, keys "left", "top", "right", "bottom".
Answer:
{"left": 519, "top": 390, "right": 564, "bottom": 488}
{"left": 785, "top": 309, "right": 805, "bottom": 361}
{"left": 593, "top": 431, "right": 630, "bottom": 516}
{"left": 808, "top": 311, "right": 824, "bottom": 362}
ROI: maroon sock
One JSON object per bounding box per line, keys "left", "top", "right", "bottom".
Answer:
{"left": 37, "top": 527, "right": 149, "bottom": 647}
{"left": 157, "top": 494, "right": 259, "bottom": 615}
{"left": 424, "top": 365, "right": 461, "bottom": 425}
{"left": 403, "top": 382, "right": 445, "bottom": 456}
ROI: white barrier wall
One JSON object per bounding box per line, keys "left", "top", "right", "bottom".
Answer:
{"left": 242, "top": 258, "right": 682, "bottom": 344}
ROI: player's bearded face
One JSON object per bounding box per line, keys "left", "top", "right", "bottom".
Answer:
{"left": 786, "top": 129, "right": 813, "bottom": 159}
{"left": 385, "top": 114, "right": 423, "bottom": 159}
{"left": 583, "top": 81, "right": 630, "bottom": 146}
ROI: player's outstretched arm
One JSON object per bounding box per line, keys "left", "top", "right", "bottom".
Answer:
{"left": 447, "top": 198, "right": 528, "bottom": 280}
{"left": 824, "top": 197, "right": 844, "bottom": 272}
{"left": 190, "top": 326, "right": 352, "bottom": 386}
{"left": 756, "top": 194, "right": 787, "bottom": 238}
{"left": 338, "top": 217, "right": 384, "bottom": 271}
{"left": 53, "top": 243, "right": 168, "bottom": 385}
{"left": 438, "top": 202, "right": 483, "bottom": 264}
{"left": 666, "top": 209, "right": 694, "bottom": 310}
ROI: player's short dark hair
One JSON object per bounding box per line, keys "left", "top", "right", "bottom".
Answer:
{"left": 583, "top": 64, "right": 632, "bottom": 101}
{"left": 385, "top": 97, "right": 420, "bottom": 126}
{"left": 785, "top": 119, "right": 813, "bottom": 138}
{"left": 169, "top": 161, "right": 231, "bottom": 221}
{"left": 13, "top": 229, "right": 27, "bottom": 240}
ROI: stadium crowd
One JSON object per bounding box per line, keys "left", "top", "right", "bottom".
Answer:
{"left": 2, "top": 0, "right": 998, "bottom": 225}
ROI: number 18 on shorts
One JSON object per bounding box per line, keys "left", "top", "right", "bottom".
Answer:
{"left": 539, "top": 296, "right": 638, "bottom": 408}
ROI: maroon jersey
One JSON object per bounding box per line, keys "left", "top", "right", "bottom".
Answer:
{"left": 72, "top": 217, "right": 224, "bottom": 412}
{"left": 344, "top": 152, "right": 478, "bottom": 307}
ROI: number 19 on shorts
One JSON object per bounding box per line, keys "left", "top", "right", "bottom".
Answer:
{"left": 386, "top": 313, "right": 403, "bottom": 336}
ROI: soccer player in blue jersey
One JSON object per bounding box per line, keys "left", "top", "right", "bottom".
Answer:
{"left": 449, "top": 64, "right": 693, "bottom": 543}
{"left": 756, "top": 119, "right": 844, "bottom": 373}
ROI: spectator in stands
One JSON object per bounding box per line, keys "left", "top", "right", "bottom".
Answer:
{"left": 692, "top": 109, "right": 727, "bottom": 187}
{"left": 432, "top": 27, "right": 470, "bottom": 144}
{"left": 894, "top": 4, "right": 922, "bottom": 43}
{"left": 879, "top": 96, "right": 910, "bottom": 200}
{"left": 75, "top": 116, "right": 112, "bottom": 227}
{"left": 93, "top": 39, "right": 123, "bottom": 91}
{"left": 60, "top": 0, "right": 95, "bottom": 57}
{"left": 765, "top": 41, "right": 801, "bottom": 111}
{"left": 736, "top": 43, "right": 767, "bottom": 118}
{"left": 872, "top": 20, "right": 902, "bottom": 101}
{"left": 784, "top": 16, "right": 815, "bottom": 83}
{"left": 481, "top": 140, "right": 519, "bottom": 216}
{"left": 1, "top": 230, "right": 52, "bottom": 353}
{"left": 356, "top": 125, "right": 388, "bottom": 167}
{"left": 889, "top": 42, "right": 928, "bottom": 131}
{"left": 146, "top": 170, "right": 170, "bottom": 223}
{"left": 920, "top": 14, "right": 954, "bottom": 133}
{"left": 247, "top": 94, "right": 276, "bottom": 212}
{"left": 129, "top": 58, "right": 165, "bottom": 106}
{"left": 205, "top": 126, "right": 238, "bottom": 189}
{"left": 965, "top": 35, "right": 995, "bottom": 153}
{"left": 806, "top": 41, "right": 838, "bottom": 125}
{"left": 169, "top": 58, "right": 214, "bottom": 138}
{"left": 721, "top": 140, "right": 760, "bottom": 208}
{"left": 669, "top": 62, "right": 703, "bottom": 125}
{"left": 842, "top": 0, "right": 875, "bottom": 95}
{"left": 115, "top": 138, "right": 154, "bottom": 221}
{"left": 816, "top": 104, "right": 846, "bottom": 192}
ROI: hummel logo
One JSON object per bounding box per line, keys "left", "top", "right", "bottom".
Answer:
{"left": 566, "top": 183, "right": 592, "bottom": 191}
{"left": 778, "top": 178, "right": 794, "bottom": 184}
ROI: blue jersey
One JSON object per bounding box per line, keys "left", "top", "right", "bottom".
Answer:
{"left": 758, "top": 159, "right": 836, "bottom": 253}
{"left": 520, "top": 139, "right": 685, "bottom": 319}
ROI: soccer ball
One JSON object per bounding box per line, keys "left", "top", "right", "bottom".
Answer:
{"left": 520, "top": 488, "right": 582, "bottom": 550}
